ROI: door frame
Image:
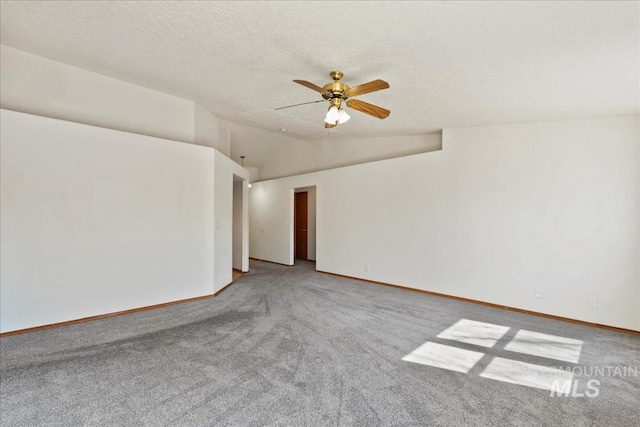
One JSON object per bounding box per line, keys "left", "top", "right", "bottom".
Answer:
{"left": 294, "top": 191, "right": 308, "bottom": 261}
{"left": 290, "top": 186, "right": 317, "bottom": 266}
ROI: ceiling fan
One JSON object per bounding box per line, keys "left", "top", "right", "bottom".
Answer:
{"left": 276, "top": 71, "right": 390, "bottom": 128}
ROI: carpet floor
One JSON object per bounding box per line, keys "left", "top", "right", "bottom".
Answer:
{"left": 1, "top": 260, "right": 638, "bottom": 426}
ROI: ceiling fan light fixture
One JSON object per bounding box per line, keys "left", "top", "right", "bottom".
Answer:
{"left": 337, "top": 108, "right": 350, "bottom": 124}
{"left": 324, "top": 106, "right": 340, "bottom": 124}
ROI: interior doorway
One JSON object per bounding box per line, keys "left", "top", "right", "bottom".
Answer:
{"left": 294, "top": 192, "right": 308, "bottom": 260}
{"left": 293, "top": 186, "right": 317, "bottom": 264}
{"left": 232, "top": 175, "right": 249, "bottom": 274}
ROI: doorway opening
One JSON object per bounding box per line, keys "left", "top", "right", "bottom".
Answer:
{"left": 232, "top": 175, "right": 249, "bottom": 276}
{"left": 293, "top": 186, "right": 317, "bottom": 264}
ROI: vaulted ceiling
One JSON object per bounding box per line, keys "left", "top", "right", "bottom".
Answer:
{"left": 1, "top": 1, "right": 638, "bottom": 140}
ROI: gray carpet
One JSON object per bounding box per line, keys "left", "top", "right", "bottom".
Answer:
{"left": 1, "top": 260, "right": 638, "bottom": 426}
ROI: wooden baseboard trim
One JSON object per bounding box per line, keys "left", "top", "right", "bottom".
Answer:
{"left": 214, "top": 281, "right": 234, "bottom": 297}
{"left": 318, "top": 270, "right": 640, "bottom": 336}
{"left": 0, "top": 292, "right": 219, "bottom": 338}
{"left": 249, "top": 257, "right": 293, "bottom": 267}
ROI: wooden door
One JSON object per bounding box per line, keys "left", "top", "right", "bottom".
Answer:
{"left": 294, "top": 192, "right": 308, "bottom": 260}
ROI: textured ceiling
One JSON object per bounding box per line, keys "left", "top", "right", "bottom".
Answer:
{"left": 1, "top": 1, "right": 638, "bottom": 140}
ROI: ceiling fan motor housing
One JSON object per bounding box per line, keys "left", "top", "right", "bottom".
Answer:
{"left": 322, "top": 70, "right": 350, "bottom": 102}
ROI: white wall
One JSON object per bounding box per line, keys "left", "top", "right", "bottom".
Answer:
{"left": 1, "top": 45, "right": 195, "bottom": 143}
{"left": 213, "top": 154, "right": 232, "bottom": 291}
{"left": 213, "top": 155, "right": 233, "bottom": 291}
{"left": 217, "top": 124, "right": 232, "bottom": 158}
{"left": 246, "top": 167, "right": 259, "bottom": 183}
{"left": 249, "top": 115, "right": 640, "bottom": 330}
{"left": 214, "top": 155, "right": 250, "bottom": 289}
{"left": 222, "top": 119, "right": 442, "bottom": 182}
{"left": 250, "top": 183, "right": 298, "bottom": 264}
{"left": 194, "top": 102, "right": 231, "bottom": 156}
{"left": 1, "top": 45, "right": 443, "bottom": 184}
{"left": 0, "top": 110, "right": 215, "bottom": 333}
{"left": 225, "top": 119, "right": 296, "bottom": 169}
{"left": 1, "top": 46, "right": 236, "bottom": 159}
{"left": 240, "top": 179, "right": 250, "bottom": 272}
{"left": 233, "top": 180, "right": 243, "bottom": 270}
{"left": 258, "top": 133, "right": 442, "bottom": 180}
{"left": 307, "top": 186, "right": 317, "bottom": 261}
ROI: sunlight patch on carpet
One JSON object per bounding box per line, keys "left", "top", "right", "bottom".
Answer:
{"left": 503, "top": 330, "right": 583, "bottom": 363}
{"left": 403, "top": 319, "right": 584, "bottom": 392}
{"left": 402, "top": 342, "right": 485, "bottom": 373}
{"left": 436, "top": 319, "right": 510, "bottom": 348}
{"left": 480, "top": 357, "right": 574, "bottom": 391}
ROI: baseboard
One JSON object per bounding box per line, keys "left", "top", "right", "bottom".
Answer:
{"left": 249, "top": 257, "right": 293, "bottom": 267}
{"left": 214, "top": 281, "right": 234, "bottom": 296}
{"left": 0, "top": 292, "right": 220, "bottom": 338}
{"left": 317, "top": 270, "right": 640, "bottom": 336}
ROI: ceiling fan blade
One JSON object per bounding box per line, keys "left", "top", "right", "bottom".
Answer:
{"left": 275, "top": 99, "right": 325, "bottom": 110}
{"left": 344, "top": 79, "right": 389, "bottom": 97}
{"left": 346, "top": 99, "right": 390, "bottom": 119}
{"left": 325, "top": 122, "right": 337, "bottom": 128}
{"left": 293, "top": 80, "right": 330, "bottom": 96}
